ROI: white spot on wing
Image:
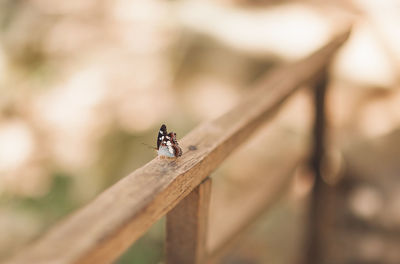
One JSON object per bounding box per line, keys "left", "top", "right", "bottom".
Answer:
{"left": 168, "top": 146, "right": 174, "bottom": 154}
{"left": 158, "top": 146, "right": 175, "bottom": 157}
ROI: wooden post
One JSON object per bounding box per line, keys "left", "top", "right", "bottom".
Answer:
{"left": 166, "top": 177, "right": 212, "bottom": 264}
{"left": 306, "top": 68, "right": 329, "bottom": 264}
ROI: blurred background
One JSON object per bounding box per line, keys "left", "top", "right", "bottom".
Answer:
{"left": 0, "top": 0, "right": 400, "bottom": 263}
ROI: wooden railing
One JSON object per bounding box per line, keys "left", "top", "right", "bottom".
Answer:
{"left": 5, "top": 28, "right": 351, "bottom": 264}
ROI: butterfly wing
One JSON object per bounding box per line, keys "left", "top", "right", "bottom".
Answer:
{"left": 172, "top": 144, "right": 183, "bottom": 157}
{"left": 169, "top": 132, "right": 183, "bottom": 157}
{"left": 157, "top": 124, "right": 168, "bottom": 150}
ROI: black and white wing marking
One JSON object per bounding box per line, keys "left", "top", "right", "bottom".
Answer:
{"left": 169, "top": 132, "right": 182, "bottom": 157}
{"left": 157, "top": 124, "right": 168, "bottom": 150}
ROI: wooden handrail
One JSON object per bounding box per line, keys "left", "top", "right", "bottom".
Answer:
{"left": 5, "top": 28, "right": 350, "bottom": 264}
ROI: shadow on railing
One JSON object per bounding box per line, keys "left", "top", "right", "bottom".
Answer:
{"left": 5, "top": 27, "right": 351, "bottom": 264}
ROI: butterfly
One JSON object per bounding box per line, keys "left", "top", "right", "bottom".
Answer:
{"left": 157, "top": 124, "right": 183, "bottom": 158}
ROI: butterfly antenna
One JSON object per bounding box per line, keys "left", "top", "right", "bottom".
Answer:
{"left": 141, "top": 142, "right": 157, "bottom": 150}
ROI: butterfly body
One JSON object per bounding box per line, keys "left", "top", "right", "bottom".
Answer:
{"left": 157, "top": 124, "right": 182, "bottom": 158}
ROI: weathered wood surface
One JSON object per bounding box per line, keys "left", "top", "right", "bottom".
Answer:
{"left": 5, "top": 29, "right": 350, "bottom": 264}
{"left": 166, "top": 177, "right": 211, "bottom": 264}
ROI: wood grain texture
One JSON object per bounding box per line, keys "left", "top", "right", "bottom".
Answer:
{"left": 166, "top": 177, "right": 211, "bottom": 264}
{"left": 4, "top": 29, "right": 351, "bottom": 264}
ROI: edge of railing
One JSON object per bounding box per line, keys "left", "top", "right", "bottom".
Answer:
{"left": 4, "top": 27, "right": 351, "bottom": 264}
